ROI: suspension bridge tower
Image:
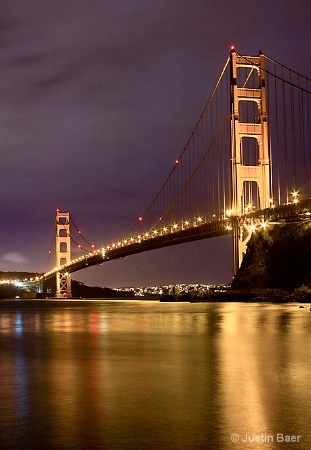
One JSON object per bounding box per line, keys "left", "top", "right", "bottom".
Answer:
{"left": 55, "top": 211, "right": 72, "bottom": 298}
{"left": 230, "top": 50, "right": 271, "bottom": 273}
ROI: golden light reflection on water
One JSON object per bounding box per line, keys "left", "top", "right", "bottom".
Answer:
{"left": 219, "top": 304, "right": 311, "bottom": 448}
{"left": 220, "top": 304, "right": 272, "bottom": 442}
{"left": 0, "top": 301, "right": 311, "bottom": 449}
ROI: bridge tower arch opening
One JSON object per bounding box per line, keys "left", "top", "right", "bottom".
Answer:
{"left": 55, "top": 211, "right": 72, "bottom": 298}
{"left": 230, "top": 51, "right": 272, "bottom": 273}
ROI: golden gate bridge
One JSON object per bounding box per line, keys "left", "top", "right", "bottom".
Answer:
{"left": 37, "top": 49, "right": 311, "bottom": 298}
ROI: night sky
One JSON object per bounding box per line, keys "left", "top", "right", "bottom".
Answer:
{"left": 0, "top": 1, "right": 310, "bottom": 288}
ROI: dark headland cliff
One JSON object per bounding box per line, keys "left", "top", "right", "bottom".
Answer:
{"left": 188, "top": 221, "right": 311, "bottom": 303}
{"left": 226, "top": 221, "right": 311, "bottom": 302}
{"left": 232, "top": 222, "right": 311, "bottom": 289}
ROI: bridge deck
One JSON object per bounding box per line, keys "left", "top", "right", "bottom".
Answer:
{"left": 43, "top": 199, "right": 311, "bottom": 280}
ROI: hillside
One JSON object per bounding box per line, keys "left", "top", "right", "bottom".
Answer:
{"left": 0, "top": 272, "right": 133, "bottom": 299}
{"left": 232, "top": 221, "right": 311, "bottom": 290}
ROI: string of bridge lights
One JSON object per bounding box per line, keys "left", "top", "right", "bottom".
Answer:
{"left": 42, "top": 216, "right": 263, "bottom": 278}
{"left": 41, "top": 190, "right": 304, "bottom": 281}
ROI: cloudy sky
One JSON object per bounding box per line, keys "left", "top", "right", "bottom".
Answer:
{"left": 0, "top": 0, "right": 310, "bottom": 287}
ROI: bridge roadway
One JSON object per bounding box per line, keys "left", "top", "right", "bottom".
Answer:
{"left": 43, "top": 198, "right": 311, "bottom": 281}
{"left": 43, "top": 219, "right": 232, "bottom": 280}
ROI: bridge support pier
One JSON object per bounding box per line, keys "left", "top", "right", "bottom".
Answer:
{"left": 56, "top": 272, "right": 72, "bottom": 299}
{"left": 233, "top": 220, "right": 253, "bottom": 275}
{"left": 55, "top": 211, "right": 72, "bottom": 298}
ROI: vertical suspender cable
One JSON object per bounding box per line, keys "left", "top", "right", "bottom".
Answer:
{"left": 282, "top": 68, "right": 289, "bottom": 203}
{"left": 307, "top": 79, "right": 311, "bottom": 196}
{"left": 298, "top": 73, "right": 308, "bottom": 197}
{"left": 290, "top": 71, "right": 297, "bottom": 191}
{"left": 275, "top": 64, "right": 281, "bottom": 205}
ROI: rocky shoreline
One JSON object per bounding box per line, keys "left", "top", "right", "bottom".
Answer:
{"left": 188, "top": 288, "right": 311, "bottom": 303}
{"left": 160, "top": 286, "right": 311, "bottom": 303}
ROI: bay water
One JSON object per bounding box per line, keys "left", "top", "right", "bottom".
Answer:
{"left": 0, "top": 300, "right": 310, "bottom": 449}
